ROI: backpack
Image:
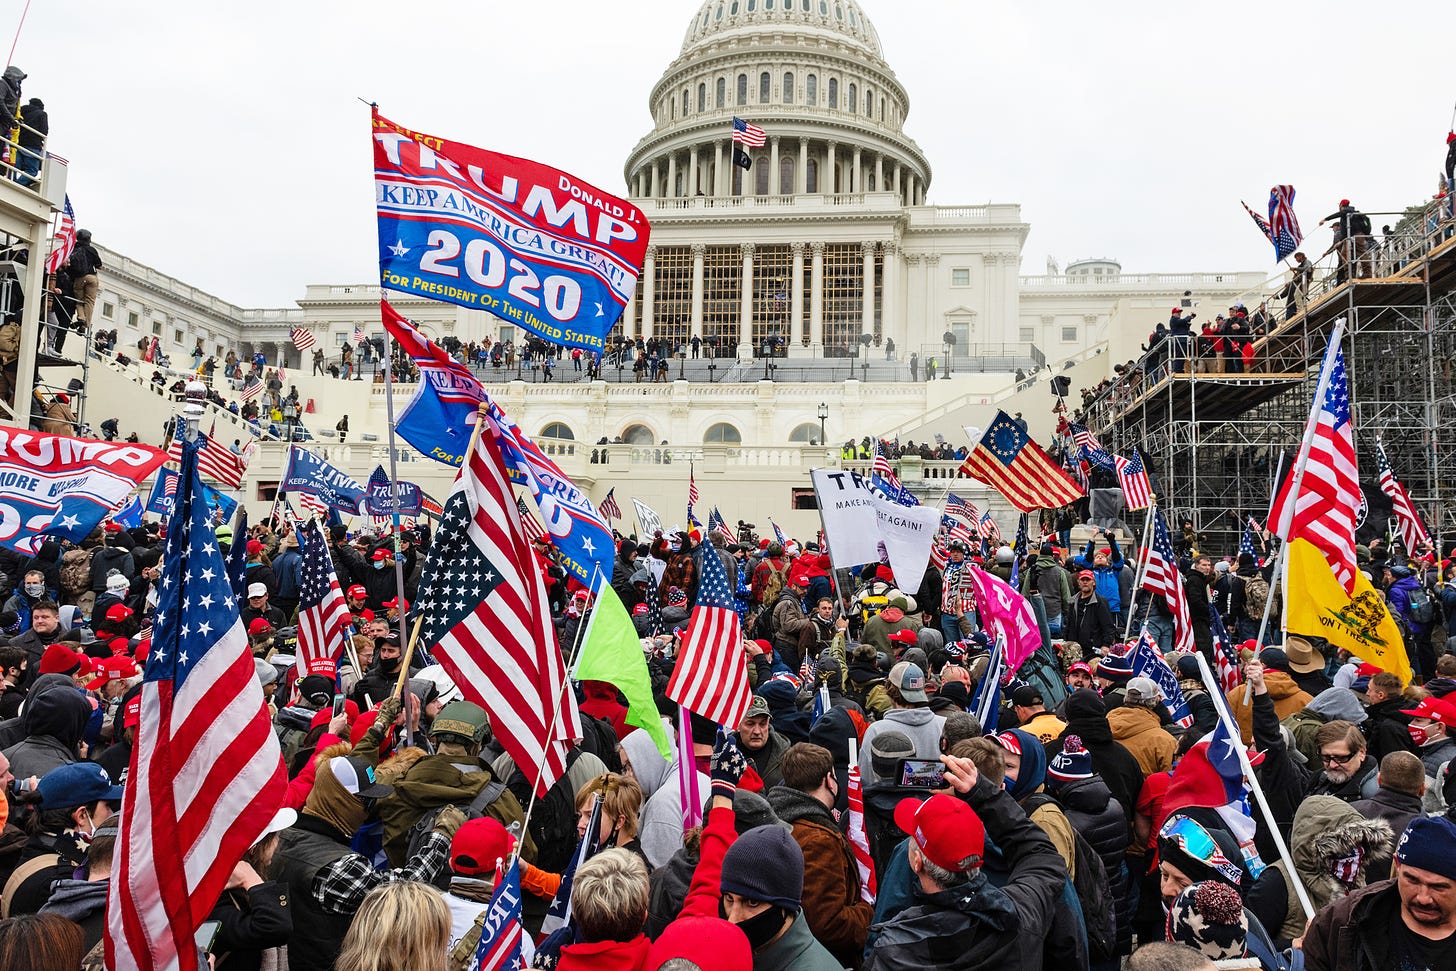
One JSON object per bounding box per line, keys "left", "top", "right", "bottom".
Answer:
{"left": 857, "top": 591, "right": 890, "bottom": 627}
{"left": 58, "top": 547, "right": 92, "bottom": 599}
{"left": 757, "top": 559, "right": 788, "bottom": 606}
{"left": 403, "top": 776, "right": 517, "bottom": 887}
{"left": 1023, "top": 794, "right": 1117, "bottom": 963}
{"left": 501, "top": 747, "right": 589, "bottom": 874}
{"left": 1243, "top": 574, "right": 1270, "bottom": 623}
{"left": 1407, "top": 584, "right": 1435, "bottom": 625}
{"left": 1349, "top": 212, "right": 1372, "bottom": 236}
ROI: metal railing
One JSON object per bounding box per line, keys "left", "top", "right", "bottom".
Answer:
{"left": 0, "top": 117, "right": 48, "bottom": 192}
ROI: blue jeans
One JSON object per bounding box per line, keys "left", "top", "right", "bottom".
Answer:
{"left": 1144, "top": 613, "right": 1173, "bottom": 652}
{"left": 1046, "top": 613, "right": 1063, "bottom": 637}
{"left": 941, "top": 614, "right": 966, "bottom": 646}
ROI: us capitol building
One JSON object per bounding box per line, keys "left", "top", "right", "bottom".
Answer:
{"left": 81, "top": 0, "right": 1270, "bottom": 528}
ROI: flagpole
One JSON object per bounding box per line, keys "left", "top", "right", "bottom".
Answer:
{"left": 381, "top": 340, "right": 414, "bottom": 674}
{"left": 1252, "top": 540, "right": 1285, "bottom": 649}
{"left": 1193, "top": 652, "right": 1316, "bottom": 921}
{"left": 1123, "top": 500, "right": 1158, "bottom": 640}
{"left": 1273, "top": 317, "right": 1346, "bottom": 539}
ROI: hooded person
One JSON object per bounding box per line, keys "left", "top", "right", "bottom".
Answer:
{"left": 858, "top": 662, "right": 946, "bottom": 783}
{"left": 1284, "top": 685, "right": 1368, "bottom": 765}
{"left": 1047, "top": 688, "right": 1145, "bottom": 824}
{"left": 756, "top": 679, "right": 810, "bottom": 746}
{"left": 1224, "top": 648, "right": 1313, "bottom": 745}
{"left": 1263, "top": 795, "right": 1392, "bottom": 944}
{"left": 0, "top": 675, "right": 90, "bottom": 779}
{"left": 635, "top": 717, "right": 712, "bottom": 869}
{"left": 1107, "top": 676, "right": 1179, "bottom": 777}
{"left": 993, "top": 727, "right": 1078, "bottom": 882}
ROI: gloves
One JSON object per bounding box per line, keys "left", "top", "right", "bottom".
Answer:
{"left": 433, "top": 806, "right": 468, "bottom": 838}
{"left": 709, "top": 731, "right": 747, "bottom": 800}
{"left": 376, "top": 694, "right": 403, "bottom": 727}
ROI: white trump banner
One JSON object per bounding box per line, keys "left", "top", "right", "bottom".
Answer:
{"left": 811, "top": 468, "right": 940, "bottom": 593}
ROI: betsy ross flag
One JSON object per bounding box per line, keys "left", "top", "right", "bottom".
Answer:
{"left": 1116, "top": 448, "right": 1154, "bottom": 511}
{"left": 295, "top": 520, "right": 353, "bottom": 679}
{"left": 45, "top": 195, "right": 76, "bottom": 274}
{"left": 960, "top": 410, "right": 1083, "bottom": 513}
{"left": 847, "top": 761, "right": 877, "bottom": 904}
{"left": 106, "top": 431, "right": 286, "bottom": 971}
{"left": 472, "top": 856, "right": 527, "bottom": 971}
{"left": 666, "top": 534, "right": 754, "bottom": 729}
{"left": 290, "top": 326, "right": 318, "bottom": 353}
{"left": 597, "top": 488, "right": 622, "bottom": 522}
{"left": 1375, "top": 443, "right": 1431, "bottom": 554}
{"left": 415, "top": 411, "right": 581, "bottom": 796}
{"left": 1141, "top": 508, "right": 1195, "bottom": 654}
{"left": 167, "top": 426, "right": 248, "bottom": 490}
{"left": 732, "top": 116, "right": 766, "bottom": 147}
{"left": 1268, "top": 340, "right": 1359, "bottom": 592}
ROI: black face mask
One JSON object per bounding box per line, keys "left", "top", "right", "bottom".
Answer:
{"left": 722, "top": 902, "right": 791, "bottom": 950}
{"left": 377, "top": 651, "right": 400, "bottom": 673}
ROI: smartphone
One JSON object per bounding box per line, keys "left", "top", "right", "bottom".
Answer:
{"left": 195, "top": 919, "right": 221, "bottom": 954}
{"left": 332, "top": 692, "right": 346, "bottom": 717}
{"left": 897, "top": 758, "right": 947, "bottom": 790}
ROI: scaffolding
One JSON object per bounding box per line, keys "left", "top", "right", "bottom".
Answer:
{"left": 1082, "top": 198, "right": 1456, "bottom": 553}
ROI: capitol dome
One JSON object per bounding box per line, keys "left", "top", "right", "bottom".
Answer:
{"left": 624, "top": 0, "right": 929, "bottom": 203}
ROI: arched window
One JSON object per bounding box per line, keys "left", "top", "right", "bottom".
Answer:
{"left": 865, "top": 86, "right": 873, "bottom": 114}
{"left": 704, "top": 423, "right": 742, "bottom": 444}
{"left": 670, "top": 99, "right": 676, "bottom": 120}
{"left": 682, "top": 89, "right": 689, "bottom": 116}
{"left": 755, "top": 157, "right": 769, "bottom": 195}
{"left": 747, "top": 0, "right": 755, "bottom": 9}
{"left": 697, "top": 82, "right": 706, "bottom": 112}
{"left": 540, "top": 422, "right": 575, "bottom": 440}
{"left": 806, "top": 74, "right": 817, "bottom": 103}
{"left": 806, "top": 157, "right": 818, "bottom": 193}
{"left": 737, "top": 74, "right": 748, "bottom": 105}
{"left": 780, "top": 156, "right": 794, "bottom": 194}
{"left": 880, "top": 96, "right": 886, "bottom": 121}
{"left": 828, "top": 78, "right": 837, "bottom": 109}
{"left": 789, "top": 423, "right": 821, "bottom": 444}
{"left": 759, "top": 72, "right": 770, "bottom": 103}
{"left": 621, "top": 424, "right": 655, "bottom": 445}
{"left": 716, "top": 77, "right": 726, "bottom": 107}
{"left": 782, "top": 71, "right": 794, "bottom": 104}
{"left": 848, "top": 82, "right": 856, "bottom": 114}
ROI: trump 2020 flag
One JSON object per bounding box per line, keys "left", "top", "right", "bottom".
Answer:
{"left": 373, "top": 110, "right": 650, "bottom": 352}
{"left": 279, "top": 446, "right": 367, "bottom": 514}
{"left": 472, "top": 856, "right": 527, "bottom": 971}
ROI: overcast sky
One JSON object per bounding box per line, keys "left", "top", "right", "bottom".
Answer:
{"left": 19, "top": 1, "right": 1452, "bottom": 307}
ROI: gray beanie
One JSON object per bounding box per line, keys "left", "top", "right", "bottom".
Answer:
{"left": 720, "top": 825, "right": 804, "bottom": 911}
{"left": 869, "top": 730, "right": 916, "bottom": 780}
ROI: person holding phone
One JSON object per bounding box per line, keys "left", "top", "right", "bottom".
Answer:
{"left": 205, "top": 807, "right": 296, "bottom": 969}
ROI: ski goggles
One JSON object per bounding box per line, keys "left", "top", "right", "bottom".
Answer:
{"left": 1159, "top": 814, "right": 1243, "bottom": 886}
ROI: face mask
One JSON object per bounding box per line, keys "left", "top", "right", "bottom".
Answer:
{"left": 1409, "top": 723, "right": 1432, "bottom": 747}
{"left": 374, "top": 561, "right": 389, "bottom": 570}
{"left": 24, "top": 583, "right": 43, "bottom": 597}
{"left": 1330, "top": 849, "right": 1364, "bottom": 886}
{"left": 723, "top": 902, "right": 790, "bottom": 950}
{"left": 378, "top": 654, "right": 400, "bottom": 673}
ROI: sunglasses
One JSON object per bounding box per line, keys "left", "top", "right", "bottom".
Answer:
{"left": 1320, "top": 751, "right": 1356, "bottom": 765}
{"left": 1159, "top": 814, "right": 1242, "bottom": 885}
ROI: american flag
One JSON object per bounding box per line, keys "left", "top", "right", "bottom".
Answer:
{"left": 732, "top": 116, "right": 766, "bottom": 147}
{"left": 45, "top": 195, "right": 76, "bottom": 275}
{"left": 944, "top": 492, "right": 977, "bottom": 523}
{"left": 846, "top": 761, "right": 877, "bottom": 904}
{"left": 871, "top": 440, "right": 898, "bottom": 483}
{"left": 471, "top": 857, "right": 525, "bottom": 971}
{"left": 239, "top": 378, "right": 262, "bottom": 403}
{"left": 1376, "top": 444, "right": 1431, "bottom": 554}
{"left": 641, "top": 565, "right": 664, "bottom": 637}
{"left": 665, "top": 535, "right": 754, "bottom": 729}
{"left": 708, "top": 507, "right": 736, "bottom": 543}
{"left": 1116, "top": 448, "right": 1154, "bottom": 511}
{"left": 353, "top": 325, "right": 366, "bottom": 344}
{"left": 1209, "top": 611, "right": 1243, "bottom": 693}
{"left": 106, "top": 433, "right": 286, "bottom": 971}
{"left": 597, "top": 488, "right": 622, "bottom": 522}
{"left": 1268, "top": 342, "right": 1359, "bottom": 592}
{"left": 977, "top": 509, "right": 1001, "bottom": 540}
{"left": 960, "top": 410, "right": 1083, "bottom": 513}
{"left": 1068, "top": 422, "right": 1116, "bottom": 471}
{"left": 943, "top": 516, "right": 975, "bottom": 545}
{"left": 516, "top": 497, "right": 547, "bottom": 543}
{"left": 1140, "top": 508, "right": 1194, "bottom": 654}
{"left": 1129, "top": 627, "right": 1194, "bottom": 728}
{"left": 167, "top": 427, "right": 248, "bottom": 490}
{"left": 1268, "top": 185, "right": 1303, "bottom": 262}
{"left": 295, "top": 520, "right": 353, "bottom": 679}
{"left": 770, "top": 519, "right": 788, "bottom": 547}
{"left": 1239, "top": 517, "right": 1260, "bottom": 561}
{"left": 688, "top": 467, "right": 700, "bottom": 510}
{"left": 1242, "top": 201, "right": 1279, "bottom": 262}
{"left": 416, "top": 417, "right": 579, "bottom": 795}
{"left": 1009, "top": 512, "right": 1029, "bottom": 587}
{"left": 290, "top": 326, "right": 318, "bottom": 353}
{"left": 297, "top": 492, "right": 328, "bottom": 519}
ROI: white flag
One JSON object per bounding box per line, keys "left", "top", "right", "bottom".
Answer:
{"left": 811, "top": 468, "right": 940, "bottom": 592}
{"left": 631, "top": 497, "right": 663, "bottom": 538}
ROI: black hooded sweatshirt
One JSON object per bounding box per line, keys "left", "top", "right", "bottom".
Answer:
{"left": 1045, "top": 688, "right": 1145, "bottom": 824}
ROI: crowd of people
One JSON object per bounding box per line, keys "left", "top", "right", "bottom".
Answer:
{"left": 1, "top": 498, "right": 1455, "bottom": 970}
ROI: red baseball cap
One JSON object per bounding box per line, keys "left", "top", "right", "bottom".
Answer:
{"left": 1356, "top": 662, "right": 1383, "bottom": 677}
{"left": 347, "top": 585, "right": 367, "bottom": 600}
{"left": 246, "top": 539, "right": 264, "bottom": 555}
{"left": 371, "top": 548, "right": 391, "bottom": 562}
{"left": 1401, "top": 696, "right": 1456, "bottom": 728}
{"left": 39, "top": 643, "right": 85, "bottom": 676}
{"left": 1068, "top": 661, "right": 1094, "bottom": 676}
{"left": 1076, "top": 570, "right": 1095, "bottom": 581}
{"left": 123, "top": 694, "right": 142, "bottom": 729}
{"left": 105, "top": 603, "right": 134, "bottom": 623}
{"left": 888, "top": 629, "right": 918, "bottom": 645}
{"left": 383, "top": 596, "right": 408, "bottom": 610}
{"left": 358, "top": 609, "right": 375, "bottom": 623}
{"left": 134, "top": 638, "right": 151, "bottom": 663}
{"left": 894, "top": 792, "right": 985, "bottom": 871}
{"left": 247, "top": 617, "right": 274, "bottom": 636}
{"left": 86, "top": 656, "right": 140, "bottom": 691}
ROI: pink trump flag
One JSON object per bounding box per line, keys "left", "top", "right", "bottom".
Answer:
{"left": 964, "top": 567, "right": 1043, "bottom": 672}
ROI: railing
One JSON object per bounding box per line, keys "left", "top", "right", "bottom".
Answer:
{"left": 0, "top": 117, "right": 49, "bottom": 194}
{"left": 1018, "top": 271, "right": 1266, "bottom": 288}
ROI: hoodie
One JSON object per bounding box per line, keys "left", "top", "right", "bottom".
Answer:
{"left": 1047, "top": 689, "right": 1144, "bottom": 824}
{"left": 858, "top": 707, "right": 945, "bottom": 783}
{"left": 1106, "top": 704, "right": 1177, "bottom": 776}
{"left": 1305, "top": 687, "right": 1368, "bottom": 725}
{"left": 1268, "top": 795, "right": 1392, "bottom": 943}
{"left": 1, "top": 679, "right": 90, "bottom": 779}
{"left": 635, "top": 723, "right": 711, "bottom": 868}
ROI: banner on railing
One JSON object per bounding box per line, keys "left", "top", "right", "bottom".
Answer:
{"left": 372, "top": 110, "right": 651, "bottom": 352}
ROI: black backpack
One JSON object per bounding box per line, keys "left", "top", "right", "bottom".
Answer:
{"left": 1023, "top": 794, "right": 1117, "bottom": 963}
{"left": 1349, "top": 211, "right": 1372, "bottom": 236}
{"left": 1408, "top": 584, "right": 1435, "bottom": 625}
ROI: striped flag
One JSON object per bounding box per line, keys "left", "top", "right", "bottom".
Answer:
{"left": 944, "top": 492, "right": 977, "bottom": 523}
{"left": 239, "top": 378, "right": 263, "bottom": 403}
{"left": 517, "top": 497, "right": 547, "bottom": 543}
{"left": 105, "top": 433, "right": 285, "bottom": 971}
{"left": 770, "top": 519, "right": 788, "bottom": 547}
{"left": 1210, "top": 611, "right": 1243, "bottom": 694}
{"left": 1009, "top": 513, "right": 1029, "bottom": 587}
{"left": 297, "top": 492, "right": 328, "bottom": 519}
{"left": 1129, "top": 627, "right": 1194, "bottom": 728}
{"left": 1239, "top": 517, "right": 1260, "bottom": 561}
{"left": 731, "top": 117, "right": 766, "bottom": 147}
{"left": 167, "top": 428, "right": 248, "bottom": 490}
{"left": 1375, "top": 443, "right": 1431, "bottom": 554}
{"left": 45, "top": 195, "right": 76, "bottom": 274}
{"left": 688, "top": 469, "right": 700, "bottom": 508}
{"left": 1116, "top": 448, "right": 1154, "bottom": 511}
{"left": 353, "top": 325, "right": 366, "bottom": 344}
{"left": 1068, "top": 422, "right": 1116, "bottom": 471}
{"left": 295, "top": 521, "right": 353, "bottom": 678}
{"left": 871, "top": 440, "right": 897, "bottom": 483}
{"left": 960, "top": 410, "right": 1083, "bottom": 513}
{"left": 597, "top": 488, "right": 622, "bottom": 523}
{"left": 472, "top": 857, "right": 526, "bottom": 971}
{"left": 1268, "top": 340, "right": 1359, "bottom": 592}
{"left": 415, "top": 414, "right": 580, "bottom": 795}
{"left": 290, "top": 327, "right": 318, "bottom": 353}
{"left": 846, "top": 761, "right": 877, "bottom": 904}
{"left": 1140, "top": 508, "right": 1194, "bottom": 654}
{"left": 977, "top": 509, "right": 1001, "bottom": 541}
{"left": 665, "top": 537, "right": 753, "bottom": 729}
{"left": 1268, "top": 185, "right": 1304, "bottom": 262}
{"left": 708, "top": 507, "right": 736, "bottom": 544}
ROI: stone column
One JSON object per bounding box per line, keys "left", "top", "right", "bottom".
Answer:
{"left": 851, "top": 146, "right": 862, "bottom": 193}
{"left": 633, "top": 169, "right": 643, "bottom": 197}
{"left": 904, "top": 252, "right": 923, "bottom": 350}
{"left": 874, "top": 153, "right": 884, "bottom": 193}
{"left": 769, "top": 136, "right": 780, "bottom": 195}
{"left": 861, "top": 240, "right": 876, "bottom": 339}
{"left": 826, "top": 141, "right": 837, "bottom": 195}
{"left": 648, "top": 161, "right": 659, "bottom": 198}
{"left": 739, "top": 242, "right": 754, "bottom": 357}
{"left": 881, "top": 240, "right": 898, "bottom": 346}
{"left": 714, "top": 142, "right": 724, "bottom": 196}
{"left": 689, "top": 145, "right": 700, "bottom": 196}
{"left": 789, "top": 241, "right": 805, "bottom": 351}
{"left": 892, "top": 163, "right": 901, "bottom": 200}
{"left": 666, "top": 153, "right": 677, "bottom": 198}
{"left": 690, "top": 243, "right": 706, "bottom": 338}
{"left": 924, "top": 254, "right": 940, "bottom": 354}
{"left": 810, "top": 240, "right": 825, "bottom": 352}
{"left": 641, "top": 245, "right": 656, "bottom": 338}
{"left": 621, "top": 279, "right": 636, "bottom": 336}
{"left": 907, "top": 172, "right": 916, "bottom": 207}
{"left": 797, "top": 137, "right": 808, "bottom": 194}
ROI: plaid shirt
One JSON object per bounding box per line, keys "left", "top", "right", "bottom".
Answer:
{"left": 313, "top": 830, "right": 452, "bottom": 915}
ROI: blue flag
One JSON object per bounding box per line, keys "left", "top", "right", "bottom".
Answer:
{"left": 1129, "top": 627, "right": 1193, "bottom": 727}
{"left": 364, "top": 464, "right": 423, "bottom": 516}
{"left": 111, "top": 495, "right": 143, "bottom": 529}
{"left": 146, "top": 468, "right": 238, "bottom": 522}
{"left": 1009, "top": 513, "right": 1029, "bottom": 588}
{"left": 471, "top": 856, "right": 526, "bottom": 971}
{"left": 393, "top": 374, "right": 476, "bottom": 468}
{"left": 279, "top": 447, "right": 367, "bottom": 514}
{"left": 972, "top": 638, "right": 1005, "bottom": 733}
{"left": 227, "top": 508, "right": 248, "bottom": 601}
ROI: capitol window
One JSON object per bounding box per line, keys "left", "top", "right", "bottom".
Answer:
{"left": 698, "top": 83, "right": 706, "bottom": 112}
{"left": 864, "top": 86, "right": 873, "bottom": 115}
{"left": 737, "top": 74, "right": 748, "bottom": 105}
{"left": 828, "top": 78, "right": 837, "bottom": 108}
{"left": 1020, "top": 326, "right": 1036, "bottom": 342}
{"left": 783, "top": 71, "right": 794, "bottom": 104}
{"left": 848, "top": 82, "right": 856, "bottom": 113}
{"left": 716, "top": 77, "right": 726, "bottom": 107}
{"left": 760, "top": 72, "right": 770, "bottom": 104}
{"left": 1061, "top": 325, "right": 1078, "bottom": 343}
{"left": 748, "top": 0, "right": 755, "bottom": 9}
{"left": 540, "top": 422, "right": 575, "bottom": 441}
{"left": 806, "top": 74, "right": 817, "bottom": 103}
{"left": 806, "top": 158, "right": 818, "bottom": 192}
{"left": 622, "top": 424, "right": 655, "bottom": 446}
{"left": 704, "top": 423, "right": 743, "bottom": 444}
{"left": 951, "top": 268, "right": 970, "bottom": 287}
{"left": 789, "top": 423, "right": 821, "bottom": 444}
{"left": 682, "top": 90, "right": 689, "bottom": 116}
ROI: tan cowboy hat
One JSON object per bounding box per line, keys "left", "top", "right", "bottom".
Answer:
{"left": 1282, "top": 635, "right": 1324, "bottom": 674}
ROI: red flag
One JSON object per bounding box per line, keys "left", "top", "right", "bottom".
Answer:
{"left": 847, "top": 761, "right": 877, "bottom": 903}
{"left": 1375, "top": 443, "right": 1430, "bottom": 555}
{"left": 666, "top": 536, "right": 753, "bottom": 728}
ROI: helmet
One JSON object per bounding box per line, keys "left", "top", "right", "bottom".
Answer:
{"left": 995, "top": 545, "right": 1014, "bottom": 565}
{"left": 947, "top": 540, "right": 968, "bottom": 554}
{"left": 430, "top": 700, "right": 489, "bottom": 746}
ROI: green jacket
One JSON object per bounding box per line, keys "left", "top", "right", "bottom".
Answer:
{"left": 376, "top": 753, "right": 534, "bottom": 866}
{"left": 753, "top": 909, "right": 843, "bottom": 971}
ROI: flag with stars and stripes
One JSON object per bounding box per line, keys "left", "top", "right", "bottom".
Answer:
{"left": 1068, "top": 422, "right": 1116, "bottom": 471}
{"left": 977, "top": 509, "right": 1001, "bottom": 541}
{"left": 353, "top": 325, "right": 366, "bottom": 344}
{"left": 1239, "top": 517, "right": 1260, "bottom": 562}
{"left": 415, "top": 415, "right": 580, "bottom": 795}
{"left": 1268, "top": 340, "right": 1359, "bottom": 593}
{"left": 1115, "top": 448, "right": 1154, "bottom": 511}
{"left": 290, "top": 327, "right": 317, "bottom": 353}
{"left": 944, "top": 492, "right": 978, "bottom": 523}
{"left": 770, "top": 519, "right": 788, "bottom": 547}
{"left": 731, "top": 117, "right": 766, "bottom": 147}
{"left": 471, "top": 856, "right": 526, "bottom": 971}
{"left": 1009, "top": 513, "right": 1029, "bottom": 587}
{"left": 45, "top": 195, "right": 76, "bottom": 274}
{"left": 1140, "top": 508, "right": 1195, "bottom": 654}
{"left": 960, "top": 410, "right": 1083, "bottom": 513}
{"left": 1375, "top": 443, "right": 1431, "bottom": 555}
{"left": 106, "top": 432, "right": 285, "bottom": 971}
{"left": 688, "top": 469, "right": 700, "bottom": 508}
{"left": 1268, "top": 185, "right": 1303, "bottom": 262}
{"left": 1209, "top": 611, "right": 1243, "bottom": 694}
{"left": 296, "top": 520, "right": 353, "bottom": 678}
{"left": 665, "top": 536, "right": 753, "bottom": 729}
{"left": 516, "top": 497, "right": 547, "bottom": 544}
{"left": 167, "top": 426, "right": 248, "bottom": 490}
{"left": 708, "top": 507, "right": 736, "bottom": 544}
{"left": 597, "top": 488, "right": 622, "bottom": 523}
{"left": 641, "top": 565, "right": 664, "bottom": 638}
{"left": 1129, "top": 627, "right": 1194, "bottom": 728}
{"left": 239, "top": 377, "right": 263, "bottom": 403}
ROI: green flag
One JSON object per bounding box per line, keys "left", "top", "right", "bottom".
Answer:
{"left": 575, "top": 583, "right": 672, "bottom": 759}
